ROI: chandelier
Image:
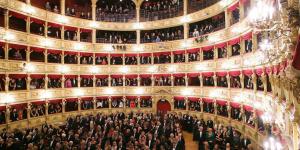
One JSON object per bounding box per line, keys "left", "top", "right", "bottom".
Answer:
{"left": 248, "top": 0, "right": 292, "bottom": 64}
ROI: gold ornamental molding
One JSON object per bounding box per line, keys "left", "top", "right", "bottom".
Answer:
{"left": 0, "top": 19, "right": 251, "bottom": 52}
{"left": 0, "top": 0, "right": 237, "bottom": 30}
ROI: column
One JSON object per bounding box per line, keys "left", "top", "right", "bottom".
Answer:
{"left": 184, "top": 23, "right": 189, "bottom": 39}
{"left": 4, "top": 10, "right": 9, "bottom": 29}
{"left": 199, "top": 75, "right": 203, "bottom": 87}
{"left": 240, "top": 37, "right": 246, "bottom": 54}
{"left": 62, "top": 99, "right": 66, "bottom": 113}
{"left": 45, "top": 101, "right": 49, "bottom": 116}
{"left": 44, "top": 22, "right": 48, "bottom": 38}
{"left": 293, "top": 122, "right": 299, "bottom": 150}
{"left": 137, "top": 30, "right": 141, "bottom": 44}
{"left": 93, "top": 97, "right": 96, "bottom": 110}
{"left": 262, "top": 73, "right": 267, "bottom": 94}
{"left": 214, "top": 100, "right": 217, "bottom": 115}
{"left": 171, "top": 75, "right": 174, "bottom": 86}
{"left": 240, "top": 73, "right": 244, "bottom": 89}
{"left": 252, "top": 33, "right": 258, "bottom": 52}
{"left": 108, "top": 97, "right": 112, "bottom": 109}
{"left": 151, "top": 76, "right": 155, "bottom": 86}
{"left": 239, "top": 1, "right": 245, "bottom": 20}
{"left": 122, "top": 96, "right": 126, "bottom": 109}
{"left": 171, "top": 98, "right": 174, "bottom": 110}
{"left": 213, "top": 74, "right": 217, "bottom": 87}
{"left": 61, "top": 26, "right": 65, "bottom": 40}
{"left": 61, "top": 76, "right": 65, "bottom": 88}
{"left": 26, "top": 46, "right": 30, "bottom": 62}
{"left": 252, "top": 73, "right": 257, "bottom": 92}
{"left": 227, "top": 104, "right": 231, "bottom": 119}
{"left": 151, "top": 53, "right": 154, "bottom": 65}
{"left": 137, "top": 97, "right": 141, "bottom": 109}
{"left": 226, "top": 74, "right": 231, "bottom": 89}
{"left": 44, "top": 50, "right": 48, "bottom": 63}
{"left": 60, "top": 0, "right": 65, "bottom": 15}
{"left": 93, "top": 76, "right": 96, "bottom": 87}
{"left": 27, "top": 103, "right": 31, "bottom": 120}
{"left": 214, "top": 47, "right": 218, "bottom": 60}
{"left": 77, "top": 75, "right": 81, "bottom": 87}
{"left": 78, "top": 98, "right": 81, "bottom": 111}
{"left": 5, "top": 74, "right": 9, "bottom": 92}
{"left": 185, "top": 97, "right": 188, "bottom": 111}
{"left": 4, "top": 43, "right": 8, "bottom": 60}
{"left": 92, "top": 29, "right": 96, "bottom": 43}
{"left": 77, "top": 28, "right": 80, "bottom": 42}
{"left": 26, "top": 0, "right": 30, "bottom": 4}
{"left": 183, "top": 0, "right": 188, "bottom": 15}
{"left": 91, "top": 0, "right": 98, "bottom": 21}
{"left": 185, "top": 52, "right": 188, "bottom": 63}
{"left": 45, "top": 74, "right": 49, "bottom": 89}
{"left": 26, "top": 76, "right": 31, "bottom": 91}
{"left": 26, "top": 17, "right": 30, "bottom": 33}
{"left": 200, "top": 101, "right": 203, "bottom": 112}
{"left": 108, "top": 76, "right": 111, "bottom": 87}
{"left": 185, "top": 74, "right": 188, "bottom": 87}
{"left": 123, "top": 76, "right": 125, "bottom": 87}
{"left": 227, "top": 44, "right": 232, "bottom": 58}
{"left": 137, "top": 76, "right": 141, "bottom": 86}
{"left": 6, "top": 105, "right": 10, "bottom": 124}
{"left": 171, "top": 52, "right": 174, "bottom": 63}
{"left": 225, "top": 9, "right": 231, "bottom": 28}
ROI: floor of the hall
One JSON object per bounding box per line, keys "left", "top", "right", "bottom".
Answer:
{"left": 183, "top": 131, "right": 198, "bottom": 150}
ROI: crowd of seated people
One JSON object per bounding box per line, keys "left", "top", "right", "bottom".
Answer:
{"left": 48, "top": 78, "right": 62, "bottom": 88}
{"left": 188, "top": 0, "right": 219, "bottom": 13}
{"left": 125, "top": 56, "right": 138, "bottom": 65}
{"left": 96, "top": 0, "right": 135, "bottom": 22}
{"left": 47, "top": 52, "right": 61, "bottom": 63}
{"left": 8, "top": 48, "right": 26, "bottom": 61}
{"left": 217, "top": 104, "right": 228, "bottom": 117}
{"left": 65, "top": 6, "right": 91, "bottom": 20}
{"left": 111, "top": 99, "right": 124, "bottom": 108}
{"left": 218, "top": 47, "right": 227, "bottom": 58}
{"left": 188, "top": 101, "right": 201, "bottom": 111}
{"left": 140, "top": 76, "right": 152, "bottom": 86}
{"left": 155, "top": 76, "right": 171, "bottom": 86}
{"left": 125, "top": 99, "right": 138, "bottom": 108}
{"left": 257, "top": 76, "right": 264, "bottom": 91}
{"left": 45, "top": 1, "right": 60, "bottom": 13}
{"left": 64, "top": 78, "right": 78, "bottom": 88}
{"left": 217, "top": 76, "right": 228, "bottom": 87}
{"left": 80, "top": 55, "right": 93, "bottom": 64}
{"left": 140, "top": 0, "right": 183, "bottom": 21}
{"left": 9, "top": 77, "right": 26, "bottom": 91}
{"left": 203, "top": 76, "right": 214, "bottom": 86}
{"left": 140, "top": 55, "right": 152, "bottom": 64}
{"left": 190, "top": 13, "right": 225, "bottom": 38}
{"left": 231, "top": 107, "right": 243, "bottom": 121}
{"left": 80, "top": 78, "right": 93, "bottom": 87}
{"left": 174, "top": 99, "right": 186, "bottom": 109}
{"left": 140, "top": 99, "right": 152, "bottom": 108}
{"left": 188, "top": 51, "right": 201, "bottom": 62}
{"left": 65, "top": 100, "right": 78, "bottom": 112}
{"left": 0, "top": 112, "right": 189, "bottom": 150}
{"left": 154, "top": 54, "right": 171, "bottom": 64}
{"left": 30, "top": 78, "right": 45, "bottom": 89}
{"left": 9, "top": 105, "right": 27, "bottom": 122}
{"left": 30, "top": 103, "right": 45, "bottom": 118}
{"left": 232, "top": 43, "right": 241, "bottom": 56}
{"left": 81, "top": 100, "right": 93, "bottom": 110}
{"left": 96, "top": 31, "right": 136, "bottom": 44}
{"left": 141, "top": 26, "right": 184, "bottom": 43}
{"left": 244, "top": 76, "right": 253, "bottom": 89}
{"left": 203, "top": 102, "right": 214, "bottom": 113}
{"left": 188, "top": 114, "right": 253, "bottom": 150}
{"left": 230, "top": 76, "right": 241, "bottom": 88}
{"left": 174, "top": 53, "right": 185, "bottom": 63}
{"left": 174, "top": 76, "right": 186, "bottom": 86}
{"left": 125, "top": 78, "right": 138, "bottom": 86}
{"left": 96, "top": 99, "right": 109, "bottom": 108}
{"left": 95, "top": 78, "right": 108, "bottom": 87}
{"left": 111, "top": 77, "right": 123, "bottom": 86}
{"left": 203, "top": 50, "right": 214, "bottom": 60}
{"left": 48, "top": 102, "right": 62, "bottom": 114}
{"left": 95, "top": 55, "right": 108, "bottom": 65}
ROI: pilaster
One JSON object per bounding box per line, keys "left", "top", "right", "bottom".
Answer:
{"left": 60, "top": 0, "right": 65, "bottom": 15}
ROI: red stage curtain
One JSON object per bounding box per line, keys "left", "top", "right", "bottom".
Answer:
{"left": 30, "top": 17, "right": 44, "bottom": 25}
{"left": 30, "top": 47, "right": 45, "bottom": 53}
{"left": 202, "top": 46, "right": 214, "bottom": 51}
{"left": 215, "top": 42, "right": 227, "bottom": 48}
{"left": 30, "top": 74, "right": 45, "bottom": 79}
{"left": 48, "top": 49, "right": 62, "bottom": 54}
{"left": 202, "top": 98, "right": 214, "bottom": 103}
{"left": 174, "top": 96, "right": 185, "bottom": 101}
{"left": 9, "top": 74, "right": 27, "bottom": 78}
{"left": 140, "top": 74, "right": 152, "bottom": 78}
{"left": 110, "top": 54, "right": 123, "bottom": 57}
{"left": 80, "top": 75, "right": 93, "bottom": 78}
{"left": 188, "top": 97, "right": 200, "bottom": 102}
{"left": 80, "top": 52, "right": 93, "bottom": 56}
{"left": 243, "top": 105, "right": 253, "bottom": 111}
{"left": 66, "top": 98, "right": 78, "bottom": 102}
{"left": 216, "top": 100, "right": 227, "bottom": 106}
{"left": 230, "top": 102, "right": 240, "bottom": 108}
{"left": 242, "top": 70, "right": 253, "bottom": 76}
{"left": 255, "top": 68, "right": 264, "bottom": 76}
{"left": 48, "top": 74, "right": 62, "bottom": 79}
{"left": 187, "top": 73, "right": 200, "bottom": 77}
{"left": 125, "top": 53, "right": 138, "bottom": 57}
{"left": 80, "top": 29, "right": 92, "bottom": 33}
{"left": 95, "top": 53, "right": 108, "bottom": 57}
{"left": 173, "top": 73, "right": 185, "bottom": 77}
{"left": 125, "top": 75, "right": 138, "bottom": 78}
{"left": 139, "top": 53, "right": 152, "bottom": 56}
{"left": 228, "top": 37, "right": 241, "bottom": 45}
{"left": 187, "top": 48, "right": 200, "bottom": 53}
{"left": 48, "top": 99, "right": 62, "bottom": 103}
{"left": 216, "top": 72, "right": 227, "bottom": 77}
{"left": 173, "top": 50, "right": 185, "bottom": 55}
{"left": 111, "top": 75, "right": 123, "bottom": 78}
{"left": 202, "top": 72, "right": 214, "bottom": 77}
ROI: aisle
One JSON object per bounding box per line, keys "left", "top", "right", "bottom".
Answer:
{"left": 183, "top": 131, "right": 198, "bottom": 150}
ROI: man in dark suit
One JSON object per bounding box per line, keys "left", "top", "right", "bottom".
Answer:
{"left": 146, "top": 134, "right": 155, "bottom": 149}
{"left": 197, "top": 126, "right": 205, "bottom": 150}
{"left": 240, "top": 135, "right": 251, "bottom": 149}
{"left": 173, "top": 134, "right": 185, "bottom": 150}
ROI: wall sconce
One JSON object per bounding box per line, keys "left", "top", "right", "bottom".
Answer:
{"left": 58, "top": 65, "right": 70, "bottom": 74}
{"left": 57, "top": 16, "right": 68, "bottom": 24}
{"left": 148, "top": 65, "right": 157, "bottom": 73}
{"left": 3, "top": 32, "right": 15, "bottom": 41}
{"left": 105, "top": 88, "right": 115, "bottom": 95}
{"left": 40, "top": 90, "right": 52, "bottom": 99}
{"left": 74, "top": 88, "right": 84, "bottom": 97}
{"left": 135, "top": 88, "right": 144, "bottom": 95}
{"left": 120, "top": 66, "right": 129, "bottom": 73}
{"left": 90, "top": 66, "right": 99, "bottom": 74}
{"left": 181, "top": 88, "right": 192, "bottom": 96}
{"left": 24, "top": 63, "right": 35, "bottom": 73}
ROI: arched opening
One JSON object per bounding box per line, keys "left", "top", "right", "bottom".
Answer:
{"left": 157, "top": 99, "right": 171, "bottom": 116}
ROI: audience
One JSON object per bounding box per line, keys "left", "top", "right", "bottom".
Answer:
{"left": 96, "top": 0, "right": 135, "bottom": 22}
{"left": 141, "top": 26, "right": 184, "bottom": 43}
{"left": 45, "top": 1, "right": 60, "bottom": 13}
{"left": 140, "top": 0, "right": 183, "bottom": 21}
{"left": 96, "top": 30, "right": 136, "bottom": 44}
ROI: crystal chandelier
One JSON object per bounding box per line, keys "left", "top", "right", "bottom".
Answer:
{"left": 248, "top": 0, "right": 291, "bottom": 64}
